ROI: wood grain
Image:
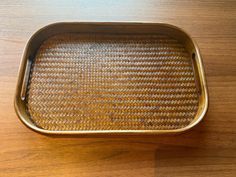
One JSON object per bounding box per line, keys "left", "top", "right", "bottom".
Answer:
{"left": 0, "top": 0, "right": 236, "bottom": 177}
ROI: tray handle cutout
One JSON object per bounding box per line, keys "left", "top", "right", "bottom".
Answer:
{"left": 192, "top": 53, "right": 201, "bottom": 96}
{"left": 21, "top": 57, "right": 32, "bottom": 100}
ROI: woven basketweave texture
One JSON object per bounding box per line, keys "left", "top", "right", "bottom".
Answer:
{"left": 27, "top": 33, "right": 199, "bottom": 131}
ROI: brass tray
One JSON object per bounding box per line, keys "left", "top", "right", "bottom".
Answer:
{"left": 15, "top": 22, "right": 208, "bottom": 134}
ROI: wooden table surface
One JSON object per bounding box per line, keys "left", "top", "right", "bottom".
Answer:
{"left": 0, "top": 1, "right": 236, "bottom": 177}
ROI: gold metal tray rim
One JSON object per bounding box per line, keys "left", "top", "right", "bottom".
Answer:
{"left": 14, "top": 22, "right": 208, "bottom": 135}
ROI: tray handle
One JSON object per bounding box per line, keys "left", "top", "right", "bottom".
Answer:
{"left": 191, "top": 52, "right": 201, "bottom": 95}
{"left": 21, "top": 57, "right": 32, "bottom": 100}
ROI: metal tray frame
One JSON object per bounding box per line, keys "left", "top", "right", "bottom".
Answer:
{"left": 14, "top": 22, "right": 208, "bottom": 135}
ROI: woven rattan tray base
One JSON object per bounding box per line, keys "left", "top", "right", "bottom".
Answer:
{"left": 15, "top": 23, "right": 208, "bottom": 134}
